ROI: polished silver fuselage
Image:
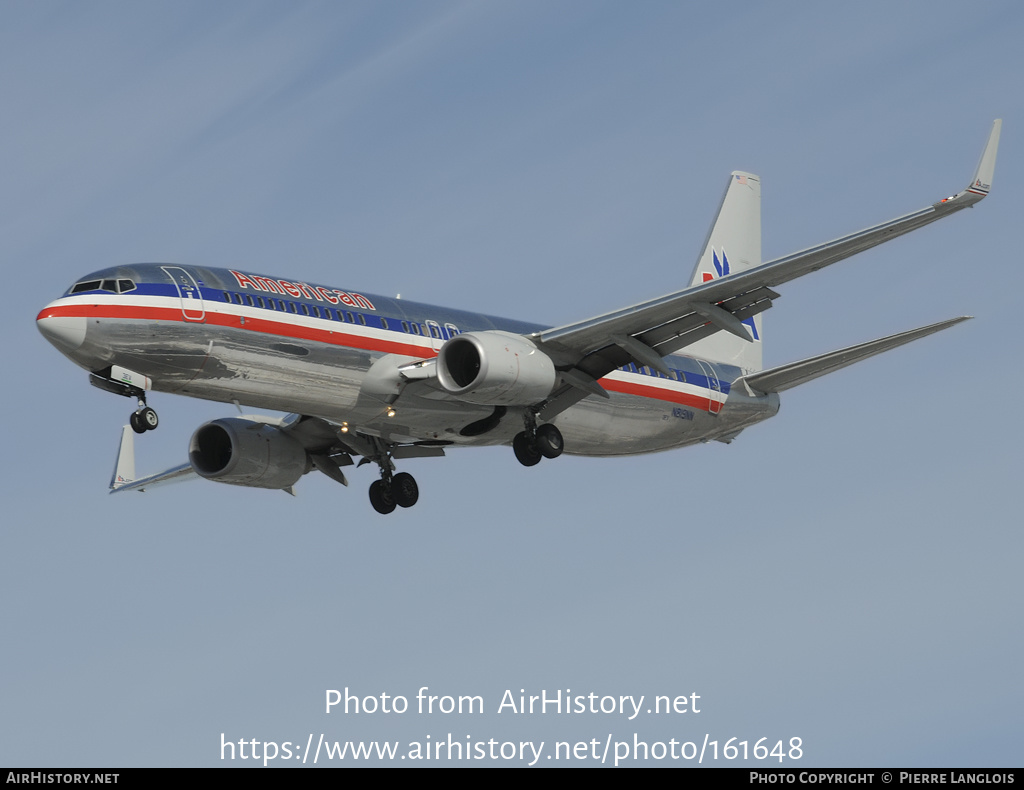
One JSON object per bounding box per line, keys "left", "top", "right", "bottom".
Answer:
{"left": 37, "top": 264, "right": 779, "bottom": 456}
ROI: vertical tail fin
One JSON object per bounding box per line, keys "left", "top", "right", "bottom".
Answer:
{"left": 685, "top": 171, "right": 763, "bottom": 372}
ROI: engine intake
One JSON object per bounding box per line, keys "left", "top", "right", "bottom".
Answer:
{"left": 188, "top": 418, "right": 310, "bottom": 489}
{"left": 436, "top": 331, "right": 556, "bottom": 405}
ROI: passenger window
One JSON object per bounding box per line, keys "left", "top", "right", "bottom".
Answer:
{"left": 401, "top": 321, "right": 410, "bottom": 333}
{"left": 357, "top": 314, "right": 366, "bottom": 325}
{"left": 381, "top": 317, "right": 389, "bottom": 330}
{"left": 233, "top": 293, "right": 243, "bottom": 305}
{"left": 246, "top": 295, "right": 255, "bottom": 307}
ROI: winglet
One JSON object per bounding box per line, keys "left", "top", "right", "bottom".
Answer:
{"left": 108, "top": 427, "right": 196, "bottom": 494}
{"left": 110, "top": 425, "right": 136, "bottom": 490}
{"left": 968, "top": 119, "right": 1001, "bottom": 197}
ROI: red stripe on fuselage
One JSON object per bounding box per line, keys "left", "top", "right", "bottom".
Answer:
{"left": 39, "top": 302, "right": 431, "bottom": 358}
{"left": 601, "top": 378, "right": 715, "bottom": 412}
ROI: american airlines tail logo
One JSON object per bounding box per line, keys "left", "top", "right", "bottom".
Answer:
{"left": 700, "top": 249, "right": 731, "bottom": 282}
{"left": 702, "top": 249, "right": 760, "bottom": 340}
{"left": 713, "top": 249, "right": 730, "bottom": 278}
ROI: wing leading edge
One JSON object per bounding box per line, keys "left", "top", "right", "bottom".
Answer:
{"left": 532, "top": 120, "right": 1001, "bottom": 401}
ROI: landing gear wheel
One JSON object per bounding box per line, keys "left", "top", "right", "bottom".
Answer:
{"left": 139, "top": 406, "right": 159, "bottom": 431}
{"left": 535, "top": 423, "right": 564, "bottom": 459}
{"left": 392, "top": 472, "right": 419, "bottom": 508}
{"left": 369, "top": 480, "right": 396, "bottom": 515}
{"left": 130, "top": 406, "right": 158, "bottom": 433}
{"left": 513, "top": 431, "right": 542, "bottom": 467}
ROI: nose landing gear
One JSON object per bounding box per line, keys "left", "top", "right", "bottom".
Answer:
{"left": 88, "top": 368, "right": 159, "bottom": 434}
{"left": 129, "top": 402, "right": 159, "bottom": 434}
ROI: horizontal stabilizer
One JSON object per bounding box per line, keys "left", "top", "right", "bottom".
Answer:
{"left": 735, "top": 317, "right": 970, "bottom": 394}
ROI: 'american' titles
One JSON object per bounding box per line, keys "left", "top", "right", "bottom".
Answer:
{"left": 229, "top": 270, "right": 375, "bottom": 311}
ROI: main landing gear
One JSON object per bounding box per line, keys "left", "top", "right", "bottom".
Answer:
{"left": 513, "top": 421, "right": 563, "bottom": 467}
{"left": 368, "top": 458, "right": 419, "bottom": 515}
{"left": 348, "top": 436, "right": 422, "bottom": 515}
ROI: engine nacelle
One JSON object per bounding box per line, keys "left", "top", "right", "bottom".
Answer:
{"left": 188, "top": 418, "right": 310, "bottom": 490}
{"left": 436, "top": 331, "right": 557, "bottom": 405}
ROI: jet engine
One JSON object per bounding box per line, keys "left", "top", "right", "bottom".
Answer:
{"left": 436, "top": 331, "right": 557, "bottom": 405}
{"left": 188, "top": 418, "right": 310, "bottom": 489}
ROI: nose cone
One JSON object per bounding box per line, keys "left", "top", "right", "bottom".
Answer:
{"left": 37, "top": 308, "right": 87, "bottom": 353}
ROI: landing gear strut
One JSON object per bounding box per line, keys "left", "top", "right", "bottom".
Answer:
{"left": 513, "top": 417, "right": 563, "bottom": 467}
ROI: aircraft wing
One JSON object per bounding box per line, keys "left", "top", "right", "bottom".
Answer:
{"left": 108, "top": 414, "right": 363, "bottom": 495}
{"left": 531, "top": 120, "right": 1000, "bottom": 399}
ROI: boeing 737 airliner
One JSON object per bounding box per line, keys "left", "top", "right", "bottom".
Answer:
{"left": 37, "top": 121, "right": 1000, "bottom": 513}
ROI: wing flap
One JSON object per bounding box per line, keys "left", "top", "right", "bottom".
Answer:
{"left": 641, "top": 287, "right": 777, "bottom": 353}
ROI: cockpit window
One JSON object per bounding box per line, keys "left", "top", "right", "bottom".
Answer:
{"left": 69, "top": 278, "right": 136, "bottom": 295}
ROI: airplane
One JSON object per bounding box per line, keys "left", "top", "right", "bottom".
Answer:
{"left": 36, "top": 120, "right": 1000, "bottom": 514}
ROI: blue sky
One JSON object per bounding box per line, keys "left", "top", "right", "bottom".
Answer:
{"left": 2, "top": 0, "right": 1021, "bottom": 767}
